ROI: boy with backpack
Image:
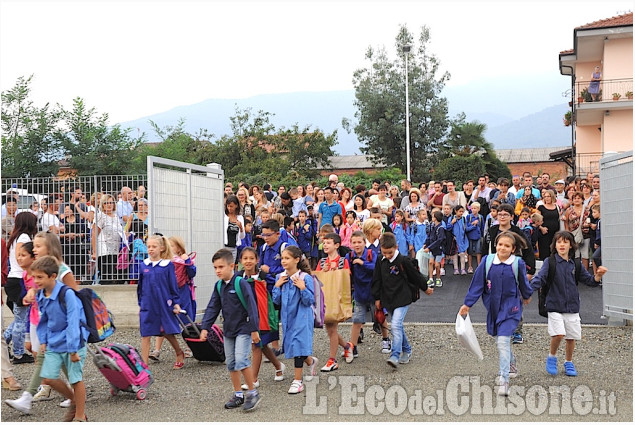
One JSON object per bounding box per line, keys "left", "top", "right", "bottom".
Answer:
{"left": 200, "top": 248, "right": 261, "bottom": 411}
{"left": 371, "top": 233, "right": 433, "bottom": 368}
{"left": 33, "top": 256, "right": 89, "bottom": 422}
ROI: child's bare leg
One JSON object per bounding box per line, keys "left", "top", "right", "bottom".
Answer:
{"left": 240, "top": 366, "right": 256, "bottom": 391}
{"left": 350, "top": 323, "right": 363, "bottom": 349}
{"left": 337, "top": 331, "right": 348, "bottom": 349}
{"left": 476, "top": 253, "right": 482, "bottom": 265}
{"left": 251, "top": 347, "right": 262, "bottom": 381}
{"left": 326, "top": 323, "right": 339, "bottom": 358}
{"left": 550, "top": 335, "right": 564, "bottom": 356}
{"left": 229, "top": 370, "right": 242, "bottom": 392}
{"left": 466, "top": 254, "right": 472, "bottom": 270}
{"left": 71, "top": 381, "right": 86, "bottom": 420}
{"left": 451, "top": 254, "right": 459, "bottom": 271}
{"left": 261, "top": 345, "right": 283, "bottom": 375}
{"left": 140, "top": 336, "right": 151, "bottom": 364}
{"left": 582, "top": 258, "right": 589, "bottom": 270}
{"left": 42, "top": 378, "right": 73, "bottom": 400}
{"left": 565, "top": 339, "right": 575, "bottom": 362}
{"left": 428, "top": 258, "right": 435, "bottom": 279}
{"left": 164, "top": 334, "right": 184, "bottom": 362}
{"left": 154, "top": 336, "right": 164, "bottom": 352}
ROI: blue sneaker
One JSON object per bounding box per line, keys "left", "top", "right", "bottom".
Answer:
{"left": 546, "top": 356, "right": 558, "bottom": 375}
{"left": 564, "top": 361, "right": 578, "bottom": 376}
{"left": 512, "top": 332, "right": 523, "bottom": 344}
{"left": 387, "top": 355, "right": 399, "bottom": 368}
{"left": 398, "top": 351, "right": 412, "bottom": 364}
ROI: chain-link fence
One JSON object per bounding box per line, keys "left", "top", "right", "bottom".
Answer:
{"left": 599, "top": 151, "right": 633, "bottom": 322}
{"left": 2, "top": 175, "right": 147, "bottom": 284}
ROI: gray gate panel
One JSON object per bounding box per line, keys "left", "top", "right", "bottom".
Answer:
{"left": 599, "top": 152, "right": 633, "bottom": 321}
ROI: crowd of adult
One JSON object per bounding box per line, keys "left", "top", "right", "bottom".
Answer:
{"left": 2, "top": 185, "right": 148, "bottom": 284}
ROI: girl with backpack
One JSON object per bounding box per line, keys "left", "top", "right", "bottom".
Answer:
{"left": 447, "top": 205, "right": 470, "bottom": 275}
{"left": 149, "top": 236, "right": 197, "bottom": 362}
{"left": 237, "top": 247, "right": 285, "bottom": 389}
{"left": 272, "top": 246, "right": 318, "bottom": 394}
{"left": 459, "top": 231, "right": 533, "bottom": 397}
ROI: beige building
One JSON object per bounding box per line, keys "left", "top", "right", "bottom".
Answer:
{"left": 559, "top": 12, "right": 633, "bottom": 176}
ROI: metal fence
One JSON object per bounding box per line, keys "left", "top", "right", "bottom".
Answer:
{"left": 147, "top": 157, "right": 225, "bottom": 317}
{"left": 2, "top": 175, "right": 147, "bottom": 284}
{"left": 599, "top": 151, "right": 633, "bottom": 322}
{"left": 575, "top": 78, "right": 633, "bottom": 103}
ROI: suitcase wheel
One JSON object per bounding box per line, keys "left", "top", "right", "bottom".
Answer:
{"left": 136, "top": 389, "right": 147, "bottom": 400}
{"left": 110, "top": 386, "right": 119, "bottom": 396}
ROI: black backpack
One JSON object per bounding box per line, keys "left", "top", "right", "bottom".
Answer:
{"left": 538, "top": 255, "right": 581, "bottom": 317}
{"left": 398, "top": 256, "right": 423, "bottom": 302}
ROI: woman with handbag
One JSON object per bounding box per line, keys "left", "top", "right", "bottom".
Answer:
{"left": 536, "top": 190, "right": 560, "bottom": 261}
{"left": 563, "top": 192, "right": 590, "bottom": 269}
{"left": 92, "top": 194, "right": 130, "bottom": 284}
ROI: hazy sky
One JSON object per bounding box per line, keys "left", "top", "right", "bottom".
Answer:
{"left": 1, "top": 0, "right": 632, "bottom": 124}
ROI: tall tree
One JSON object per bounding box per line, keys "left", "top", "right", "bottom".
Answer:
{"left": 345, "top": 25, "right": 451, "bottom": 182}
{"left": 57, "top": 98, "right": 143, "bottom": 175}
{"left": 1, "top": 75, "right": 61, "bottom": 177}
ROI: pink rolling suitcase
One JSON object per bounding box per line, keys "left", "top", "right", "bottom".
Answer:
{"left": 90, "top": 343, "right": 154, "bottom": 400}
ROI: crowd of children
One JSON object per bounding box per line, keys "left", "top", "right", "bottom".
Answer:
{"left": 2, "top": 172, "right": 609, "bottom": 416}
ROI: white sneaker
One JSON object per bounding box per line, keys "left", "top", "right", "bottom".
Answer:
{"left": 305, "top": 356, "right": 318, "bottom": 382}
{"left": 60, "top": 398, "right": 72, "bottom": 408}
{"left": 240, "top": 380, "right": 260, "bottom": 390}
{"left": 440, "top": 268, "right": 446, "bottom": 276}
{"left": 274, "top": 362, "right": 286, "bottom": 382}
{"left": 497, "top": 381, "right": 510, "bottom": 397}
{"left": 33, "top": 385, "right": 54, "bottom": 402}
{"left": 5, "top": 391, "right": 33, "bottom": 414}
{"left": 509, "top": 362, "right": 518, "bottom": 378}
{"left": 288, "top": 380, "right": 304, "bottom": 394}
{"left": 381, "top": 339, "right": 392, "bottom": 354}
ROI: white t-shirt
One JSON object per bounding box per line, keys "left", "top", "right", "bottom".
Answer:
{"left": 8, "top": 234, "right": 31, "bottom": 278}
{"left": 372, "top": 197, "right": 394, "bottom": 224}
{"left": 41, "top": 212, "right": 61, "bottom": 233}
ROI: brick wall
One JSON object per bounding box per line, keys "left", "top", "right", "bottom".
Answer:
{"left": 507, "top": 161, "right": 571, "bottom": 180}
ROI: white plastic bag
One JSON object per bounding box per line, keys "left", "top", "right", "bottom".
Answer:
{"left": 416, "top": 248, "right": 432, "bottom": 279}
{"left": 455, "top": 312, "right": 483, "bottom": 361}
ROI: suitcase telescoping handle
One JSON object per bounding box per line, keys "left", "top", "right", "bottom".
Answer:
{"left": 173, "top": 310, "right": 201, "bottom": 338}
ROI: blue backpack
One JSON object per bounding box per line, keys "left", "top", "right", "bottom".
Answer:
{"left": 484, "top": 254, "right": 523, "bottom": 287}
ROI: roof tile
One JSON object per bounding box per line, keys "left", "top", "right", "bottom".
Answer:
{"left": 576, "top": 12, "right": 633, "bottom": 30}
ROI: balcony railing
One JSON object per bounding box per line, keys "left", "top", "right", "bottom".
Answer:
{"left": 575, "top": 78, "right": 633, "bottom": 103}
{"left": 576, "top": 152, "right": 603, "bottom": 177}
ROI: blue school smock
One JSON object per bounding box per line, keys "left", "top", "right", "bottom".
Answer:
{"left": 463, "top": 255, "right": 533, "bottom": 337}
{"left": 137, "top": 259, "right": 181, "bottom": 337}
{"left": 390, "top": 222, "right": 410, "bottom": 255}
{"left": 272, "top": 272, "right": 315, "bottom": 358}
{"left": 449, "top": 216, "right": 469, "bottom": 253}
{"left": 296, "top": 221, "right": 314, "bottom": 255}
{"left": 409, "top": 221, "right": 428, "bottom": 253}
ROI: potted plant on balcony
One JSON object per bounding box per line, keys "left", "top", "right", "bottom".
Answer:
{"left": 612, "top": 93, "right": 621, "bottom": 101}
{"left": 577, "top": 89, "right": 585, "bottom": 103}
{"left": 626, "top": 91, "right": 633, "bottom": 100}
{"left": 563, "top": 111, "right": 572, "bottom": 126}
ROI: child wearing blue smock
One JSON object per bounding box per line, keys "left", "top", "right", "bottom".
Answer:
{"left": 446, "top": 205, "right": 470, "bottom": 275}
{"left": 459, "top": 231, "right": 533, "bottom": 397}
{"left": 137, "top": 234, "right": 184, "bottom": 368}
{"left": 272, "top": 246, "right": 318, "bottom": 395}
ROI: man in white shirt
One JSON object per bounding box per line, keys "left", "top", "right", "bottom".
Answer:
{"left": 116, "top": 186, "right": 134, "bottom": 224}
{"left": 41, "top": 195, "right": 62, "bottom": 235}
{"left": 554, "top": 179, "right": 567, "bottom": 202}
{"left": 508, "top": 175, "right": 522, "bottom": 196}
{"left": 470, "top": 175, "right": 492, "bottom": 204}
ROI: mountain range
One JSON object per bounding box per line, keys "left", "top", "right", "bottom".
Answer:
{"left": 118, "top": 74, "right": 573, "bottom": 154}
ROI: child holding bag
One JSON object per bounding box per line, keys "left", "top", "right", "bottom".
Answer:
{"left": 272, "top": 246, "right": 318, "bottom": 394}
{"left": 459, "top": 231, "right": 533, "bottom": 396}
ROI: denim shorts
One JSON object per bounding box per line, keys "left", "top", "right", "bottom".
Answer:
{"left": 224, "top": 334, "right": 252, "bottom": 371}
{"left": 40, "top": 346, "right": 87, "bottom": 384}
{"left": 468, "top": 238, "right": 482, "bottom": 255}
{"left": 352, "top": 301, "right": 374, "bottom": 324}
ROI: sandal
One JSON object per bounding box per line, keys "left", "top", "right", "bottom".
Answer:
{"left": 173, "top": 350, "right": 185, "bottom": 370}
{"left": 148, "top": 350, "right": 161, "bottom": 362}
{"left": 72, "top": 415, "right": 87, "bottom": 422}
{"left": 183, "top": 348, "right": 193, "bottom": 358}
{"left": 62, "top": 404, "right": 77, "bottom": 422}
{"left": 2, "top": 377, "right": 22, "bottom": 391}
{"left": 274, "top": 362, "right": 286, "bottom": 381}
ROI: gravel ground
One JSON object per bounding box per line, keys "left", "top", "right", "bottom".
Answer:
{"left": 2, "top": 323, "right": 632, "bottom": 422}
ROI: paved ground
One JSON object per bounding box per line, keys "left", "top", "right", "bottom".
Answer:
{"left": 2, "top": 323, "right": 631, "bottom": 422}
{"left": 405, "top": 271, "right": 607, "bottom": 325}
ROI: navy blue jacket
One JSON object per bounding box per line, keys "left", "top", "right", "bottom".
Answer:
{"left": 424, "top": 222, "right": 446, "bottom": 256}
{"left": 346, "top": 248, "right": 377, "bottom": 304}
{"left": 530, "top": 254, "right": 599, "bottom": 314}
{"left": 201, "top": 273, "right": 259, "bottom": 338}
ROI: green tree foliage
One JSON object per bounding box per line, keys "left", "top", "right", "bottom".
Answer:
{"left": 432, "top": 155, "right": 486, "bottom": 186}
{"left": 57, "top": 98, "right": 143, "bottom": 175}
{"left": 437, "top": 113, "right": 511, "bottom": 183}
{"left": 346, "top": 25, "right": 450, "bottom": 182}
{"left": 1, "top": 76, "right": 61, "bottom": 177}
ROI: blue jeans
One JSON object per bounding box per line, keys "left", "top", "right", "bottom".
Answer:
{"left": 224, "top": 334, "right": 252, "bottom": 372}
{"left": 3, "top": 305, "right": 29, "bottom": 357}
{"left": 389, "top": 305, "right": 411, "bottom": 358}
{"left": 496, "top": 336, "right": 516, "bottom": 381}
